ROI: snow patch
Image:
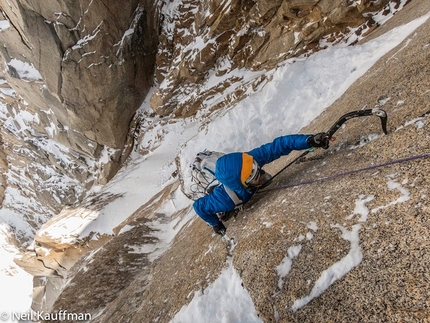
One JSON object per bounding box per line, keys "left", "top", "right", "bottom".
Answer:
{"left": 170, "top": 260, "right": 262, "bottom": 323}
{"left": 346, "top": 195, "right": 375, "bottom": 222}
{"left": 7, "top": 59, "right": 43, "bottom": 81}
{"left": 0, "top": 224, "right": 33, "bottom": 314}
{"left": 0, "top": 20, "right": 10, "bottom": 31}
{"left": 292, "top": 224, "right": 362, "bottom": 312}
{"left": 276, "top": 245, "right": 302, "bottom": 290}
{"left": 371, "top": 178, "right": 410, "bottom": 213}
{"left": 307, "top": 221, "right": 318, "bottom": 232}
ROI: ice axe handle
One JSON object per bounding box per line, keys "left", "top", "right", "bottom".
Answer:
{"left": 326, "top": 108, "right": 388, "bottom": 139}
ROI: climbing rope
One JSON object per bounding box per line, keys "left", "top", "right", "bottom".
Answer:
{"left": 257, "top": 152, "right": 430, "bottom": 193}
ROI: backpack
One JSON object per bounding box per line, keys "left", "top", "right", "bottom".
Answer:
{"left": 190, "top": 150, "right": 243, "bottom": 207}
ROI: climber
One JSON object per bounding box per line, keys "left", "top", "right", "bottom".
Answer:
{"left": 193, "top": 133, "right": 330, "bottom": 236}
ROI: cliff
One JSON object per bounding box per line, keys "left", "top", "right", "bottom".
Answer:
{"left": 50, "top": 1, "right": 430, "bottom": 322}
{"left": 1, "top": 0, "right": 428, "bottom": 321}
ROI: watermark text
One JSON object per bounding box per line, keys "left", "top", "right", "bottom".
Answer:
{"left": 0, "top": 310, "right": 91, "bottom": 321}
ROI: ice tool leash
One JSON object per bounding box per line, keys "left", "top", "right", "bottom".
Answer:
{"left": 259, "top": 108, "right": 388, "bottom": 190}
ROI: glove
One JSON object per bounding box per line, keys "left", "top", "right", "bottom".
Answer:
{"left": 217, "top": 209, "right": 240, "bottom": 222}
{"left": 213, "top": 222, "right": 226, "bottom": 236}
{"left": 307, "top": 132, "right": 330, "bottom": 149}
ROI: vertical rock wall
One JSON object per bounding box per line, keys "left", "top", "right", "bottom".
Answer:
{"left": 150, "top": 0, "right": 393, "bottom": 117}
{"left": 0, "top": 0, "right": 160, "bottom": 224}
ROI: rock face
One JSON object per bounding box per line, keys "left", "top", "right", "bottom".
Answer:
{"left": 150, "top": 0, "right": 392, "bottom": 117}
{"left": 48, "top": 1, "right": 430, "bottom": 321}
{"left": 0, "top": 0, "right": 393, "bottom": 222}
{"left": 2, "top": 0, "right": 158, "bottom": 149}
{"left": 0, "top": 0, "right": 160, "bottom": 224}
{"left": 0, "top": 0, "right": 420, "bottom": 318}
{"left": 0, "top": 1, "right": 161, "bottom": 305}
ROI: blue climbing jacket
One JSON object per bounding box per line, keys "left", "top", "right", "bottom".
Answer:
{"left": 193, "top": 134, "right": 311, "bottom": 226}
